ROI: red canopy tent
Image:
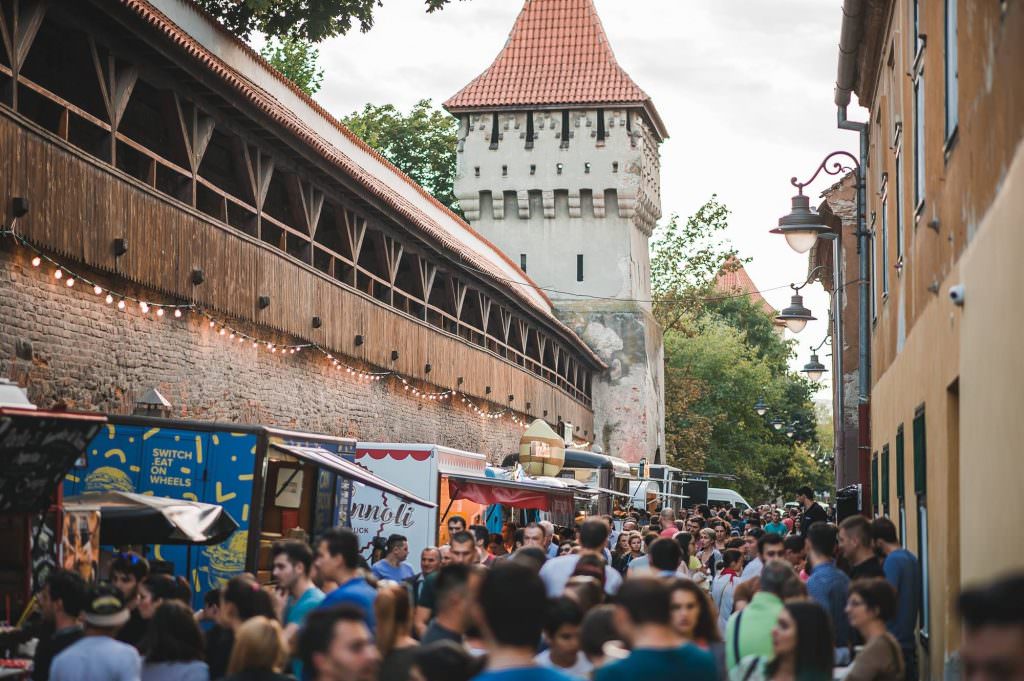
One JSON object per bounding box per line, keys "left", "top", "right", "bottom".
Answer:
{"left": 446, "top": 475, "right": 575, "bottom": 520}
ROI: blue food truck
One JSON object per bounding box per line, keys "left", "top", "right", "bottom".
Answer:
{"left": 64, "top": 415, "right": 431, "bottom": 607}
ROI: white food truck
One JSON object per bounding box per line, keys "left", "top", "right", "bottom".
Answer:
{"left": 349, "top": 443, "right": 486, "bottom": 561}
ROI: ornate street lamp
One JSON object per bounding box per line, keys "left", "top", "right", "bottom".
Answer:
{"left": 770, "top": 419, "right": 784, "bottom": 431}
{"left": 800, "top": 336, "right": 831, "bottom": 382}
{"left": 786, "top": 424, "right": 796, "bottom": 438}
{"left": 776, "top": 266, "right": 824, "bottom": 334}
{"left": 753, "top": 396, "right": 769, "bottom": 417}
{"left": 771, "top": 151, "right": 858, "bottom": 253}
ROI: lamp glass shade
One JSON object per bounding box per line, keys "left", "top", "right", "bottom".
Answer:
{"left": 785, "top": 318, "right": 808, "bottom": 333}
{"left": 772, "top": 421, "right": 783, "bottom": 431}
{"left": 756, "top": 406, "right": 768, "bottom": 416}
{"left": 806, "top": 369, "right": 824, "bottom": 382}
{"left": 783, "top": 230, "right": 821, "bottom": 254}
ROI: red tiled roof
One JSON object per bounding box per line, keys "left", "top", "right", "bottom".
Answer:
{"left": 112, "top": 0, "right": 604, "bottom": 369}
{"left": 714, "top": 258, "right": 781, "bottom": 322}
{"left": 444, "top": 0, "right": 667, "bottom": 139}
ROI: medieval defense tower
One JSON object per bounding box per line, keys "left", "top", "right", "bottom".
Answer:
{"left": 445, "top": 0, "right": 666, "bottom": 463}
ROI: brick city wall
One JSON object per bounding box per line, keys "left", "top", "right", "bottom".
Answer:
{"left": 0, "top": 245, "right": 527, "bottom": 462}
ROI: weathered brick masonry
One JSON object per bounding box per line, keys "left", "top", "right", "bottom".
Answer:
{"left": 0, "top": 245, "right": 525, "bottom": 462}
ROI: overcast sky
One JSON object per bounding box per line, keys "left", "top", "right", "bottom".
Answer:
{"left": 304, "top": 0, "right": 868, "bottom": 397}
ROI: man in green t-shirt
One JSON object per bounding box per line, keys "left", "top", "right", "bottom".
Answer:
{"left": 724, "top": 560, "right": 797, "bottom": 669}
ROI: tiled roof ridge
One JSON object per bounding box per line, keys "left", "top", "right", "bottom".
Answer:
{"left": 444, "top": 0, "right": 658, "bottom": 119}
{"left": 115, "top": 0, "right": 606, "bottom": 368}
{"left": 715, "top": 258, "right": 779, "bottom": 318}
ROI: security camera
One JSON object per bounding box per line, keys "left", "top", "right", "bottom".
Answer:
{"left": 949, "top": 284, "right": 965, "bottom": 306}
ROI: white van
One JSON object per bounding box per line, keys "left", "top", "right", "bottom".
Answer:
{"left": 708, "top": 487, "right": 752, "bottom": 511}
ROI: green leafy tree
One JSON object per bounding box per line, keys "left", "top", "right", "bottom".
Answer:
{"left": 260, "top": 37, "right": 325, "bottom": 96}
{"left": 196, "top": 0, "right": 457, "bottom": 42}
{"left": 341, "top": 100, "right": 459, "bottom": 211}
{"left": 653, "top": 196, "right": 821, "bottom": 502}
{"left": 650, "top": 195, "right": 740, "bottom": 332}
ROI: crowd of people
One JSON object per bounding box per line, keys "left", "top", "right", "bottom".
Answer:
{"left": 28, "top": 486, "right": 1024, "bottom": 681}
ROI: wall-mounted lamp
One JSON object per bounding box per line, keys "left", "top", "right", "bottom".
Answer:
{"left": 354, "top": 334, "right": 364, "bottom": 346}
{"left": 191, "top": 269, "right": 205, "bottom": 285}
{"left": 114, "top": 238, "right": 128, "bottom": 257}
{"left": 311, "top": 316, "right": 322, "bottom": 328}
{"left": 257, "top": 295, "right": 270, "bottom": 309}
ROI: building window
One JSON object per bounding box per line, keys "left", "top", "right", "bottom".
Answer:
{"left": 561, "top": 111, "right": 570, "bottom": 149}
{"left": 489, "top": 113, "right": 500, "bottom": 149}
{"left": 597, "top": 110, "right": 606, "bottom": 142}
{"left": 896, "top": 424, "right": 907, "bottom": 545}
{"left": 525, "top": 111, "right": 535, "bottom": 150}
{"left": 576, "top": 254, "right": 584, "bottom": 282}
{"left": 913, "top": 75, "right": 926, "bottom": 213}
{"left": 870, "top": 212, "right": 878, "bottom": 322}
{"left": 894, "top": 124, "right": 905, "bottom": 267}
{"left": 520, "top": 253, "right": 527, "bottom": 272}
{"left": 945, "top": 0, "right": 959, "bottom": 141}
{"left": 871, "top": 453, "right": 880, "bottom": 515}
{"left": 881, "top": 197, "right": 890, "bottom": 298}
{"left": 913, "top": 407, "right": 930, "bottom": 645}
{"left": 881, "top": 444, "right": 890, "bottom": 516}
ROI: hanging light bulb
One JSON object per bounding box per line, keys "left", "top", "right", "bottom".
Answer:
{"left": 31, "top": 256, "right": 41, "bottom": 267}
{"left": 105, "top": 294, "right": 114, "bottom": 305}
{"left": 65, "top": 277, "right": 74, "bottom": 287}
{"left": 156, "top": 308, "right": 165, "bottom": 317}
{"left": 218, "top": 328, "right": 226, "bottom": 335}
{"left": 54, "top": 269, "right": 63, "bottom": 280}
{"left": 117, "top": 299, "right": 126, "bottom": 310}
{"left": 93, "top": 285, "right": 103, "bottom": 295}
{"left": 174, "top": 309, "right": 182, "bottom": 318}
{"left": 139, "top": 302, "right": 149, "bottom": 313}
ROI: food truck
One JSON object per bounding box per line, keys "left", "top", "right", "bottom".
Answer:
{"left": 65, "top": 416, "right": 432, "bottom": 607}
{"left": 352, "top": 442, "right": 577, "bottom": 560}
{"left": 0, "top": 399, "right": 106, "bottom": 625}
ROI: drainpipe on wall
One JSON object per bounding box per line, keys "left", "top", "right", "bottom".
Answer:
{"left": 834, "top": 0, "right": 871, "bottom": 509}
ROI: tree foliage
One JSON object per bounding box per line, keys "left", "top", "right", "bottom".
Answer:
{"left": 652, "top": 197, "right": 825, "bottom": 503}
{"left": 196, "top": 0, "right": 456, "bottom": 42}
{"left": 260, "top": 37, "right": 325, "bottom": 96}
{"left": 649, "top": 196, "right": 740, "bottom": 332}
{"left": 341, "top": 100, "right": 460, "bottom": 211}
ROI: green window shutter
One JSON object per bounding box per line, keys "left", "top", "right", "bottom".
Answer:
{"left": 895, "top": 425, "right": 905, "bottom": 500}
{"left": 871, "top": 453, "right": 880, "bottom": 512}
{"left": 913, "top": 408, "right": 927, "bottom": 495}
{"left": 882, "top": 445, "right": 890, "bottom": 510}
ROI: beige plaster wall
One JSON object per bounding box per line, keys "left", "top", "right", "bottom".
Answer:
{"left": 958, "top": 140, "right": 1024, "bottom": 587}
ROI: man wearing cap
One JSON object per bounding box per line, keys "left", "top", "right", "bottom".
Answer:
{"left": 49, "top": 583, "right": 141, "bottom": 681}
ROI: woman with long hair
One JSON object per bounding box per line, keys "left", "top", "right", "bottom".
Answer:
{"left": 141, "top": 601, "right": 208, "bottom": 681}
{"left": 375, "top": 582, "right": 419, "bottom": 681}
{"left": 844, "top": 578, "right": 905, "bottom": 681}
{"left": 218, "top": 576, "right": 277, "bottom": 629}
{"left": 138, "top": 574, "right": 190, "bottom": 620}
{"left": 730, "top": 601, "right": 834, "bottom": 681}
{"left": 611, "top": 532, "right": 632, "bottom": 574}
{"left": 674, "top": 532, "right": 703, "bottom": 579}
{"left": 669, "top": 579, "right": 725, "bottom": 680}
{"left": 221, "top": 616, "right": 291, "bottom": 681}
{"left": 210, "top": 575, "right": 278, "bottom": 680}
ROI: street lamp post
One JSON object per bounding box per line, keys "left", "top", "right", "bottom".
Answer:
{"left": 775, "top": 265, "right": 825, "bottom": 334}
{"left": 801, "top": 336, "right": 831, "bottom": 382}
{"left": 771, "top": 151, "right": 859, "bottom": 253}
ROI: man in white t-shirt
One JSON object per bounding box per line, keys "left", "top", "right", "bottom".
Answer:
{"left": 539, "top": 519, "right": 622, "bottom": 597}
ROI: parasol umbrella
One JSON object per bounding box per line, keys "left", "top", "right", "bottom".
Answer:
{"left": 63, "top": 491, "right": 238, "bottom": 545}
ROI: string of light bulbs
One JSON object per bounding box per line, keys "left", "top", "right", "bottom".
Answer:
{"left": 2, "top": 228, "right": 571, "bottom": 430}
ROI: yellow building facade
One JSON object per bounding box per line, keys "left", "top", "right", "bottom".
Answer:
{"left": 837, "top": 1, "right": 1024, "bottom": 678}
